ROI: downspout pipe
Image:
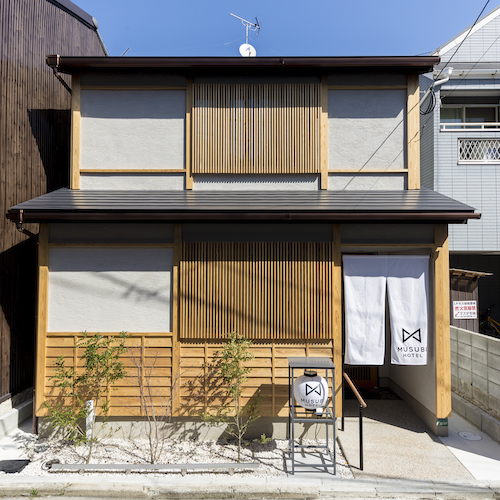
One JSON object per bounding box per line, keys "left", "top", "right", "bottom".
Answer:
{"left": 15, "top": 210, "right": 38, "bottom": 240}
{"left": 420, "top": 67, "right": 453, "bottom": 106}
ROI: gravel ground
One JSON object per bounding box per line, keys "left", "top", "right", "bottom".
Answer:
{"left": 3, "top": 434, "right": 353, "bottom": 479}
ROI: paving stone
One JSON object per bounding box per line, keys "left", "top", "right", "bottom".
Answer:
{"left": 0, "top": 459, "right": 30, "bottom": 473}
{"left": 471, "top": 333, "right": 488, "bottom": 350}
{"left": 472, "top": 359, "right": 488, "bottom": 379}
{"left": 487, "top": 337, "right": 500, "bottom": 356}
{"left": 458, "top": 342, "right": 472, "bottom": 358}
{"left": 458, "top": 330, "right": 472, "bottom": 346}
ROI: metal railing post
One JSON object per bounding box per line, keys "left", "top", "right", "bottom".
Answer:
{"left": 359, "top": 403, "right": 363, "bottom": 471}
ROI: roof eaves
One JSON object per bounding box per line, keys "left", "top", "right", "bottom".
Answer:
{"left": 433, "top": 4, "right": 500, "bottom": 57}
{"left": 46, "top": 56, "right": 439, "bottom": 75}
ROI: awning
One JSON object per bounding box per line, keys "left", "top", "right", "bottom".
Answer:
{"left": 6, "top": 188, "right": 480, "bottom": 224}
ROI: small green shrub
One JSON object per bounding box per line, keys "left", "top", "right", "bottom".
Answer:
{"left": 44, "top": 331, "right": 128, "bottom": 463}
{"left": 200, "top": 332, "right": 261, "bottom": 462}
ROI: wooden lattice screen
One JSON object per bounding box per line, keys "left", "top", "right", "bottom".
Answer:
{"left": 191, "top": 83, "right": 321, "bottom": 174}
{"left": 179, "top": 242, "right": 334, "bottom": 340}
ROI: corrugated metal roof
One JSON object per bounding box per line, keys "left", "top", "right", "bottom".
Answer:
{"left": 6, "top": 188, "right": 480, "bottom": 224}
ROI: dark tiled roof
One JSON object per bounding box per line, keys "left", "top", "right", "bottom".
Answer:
{"left": 7, "top": 188, "right": 479, "bottom": 224}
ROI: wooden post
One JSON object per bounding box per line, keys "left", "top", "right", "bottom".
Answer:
{"left": 320, "top": 76, "right": 329, "bottom": 190}
{"left": 185, "top": 80, "right": 194, "bottom": 190}
{"left": 70, "top": 75, "right": 81, "bottom": 190}
{"left": 434, "top": 224, "right": 451, "bottom": 419}
{"left": 407, "top": 74, "right": 420, "bottom": 190}
{"left": 35, "top": 224, "right": 50, "bottom": 415}
{"left": 332, "top": 224, "right": 342, "bottom": 417}
{"left": 172, "top": 224, "right": 182, "bottom": 415}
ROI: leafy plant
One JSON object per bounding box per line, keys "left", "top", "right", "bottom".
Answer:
{"left": 44, "top": 331, "right": 128, "bottom": 463}
{"left": 200, "top": 332, "right": 261, "bottom": 462}
{"left": 129, "top": 345, "right": 180, "bottom": 464}
{"left": 255, "top": 433, "right": 273, "bottom": 444}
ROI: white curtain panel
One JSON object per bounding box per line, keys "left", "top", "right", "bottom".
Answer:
{"left": 387, "top": 256, "right": 429, "bottom": 365}
{"left": 343, "top": 255, "right": 429, "bottom": 366}
{"left": 343, "top": 256, "right": 387, "bottom": 365}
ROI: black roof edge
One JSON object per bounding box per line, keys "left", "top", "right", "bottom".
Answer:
{"left": 48, "top": 0, "right": 95, "bottom": 29}
{"left": 6, "top": 210, "right": 481, "bottom": 224}
{"left": 45, "top": 56, "right": 440, "bottom": 75}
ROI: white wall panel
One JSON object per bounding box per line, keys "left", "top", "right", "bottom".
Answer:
{"left": 327, "top": 173, "right": 406, "bottom": 190}
{"left": 328, "top": 89, "right": 406, "bottom": 170}
{"left": 48, "top": 247, "right": 173, "bottom": 332}
{"left": 81, "top": 90, "right": 185, "bottom": 170}
{"left": 80, "top": 174, "right": 185, "bottom": 190}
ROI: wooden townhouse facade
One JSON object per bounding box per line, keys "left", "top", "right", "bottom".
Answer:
{"left": 6, "top": 56, "right": 480, "bottom": 436}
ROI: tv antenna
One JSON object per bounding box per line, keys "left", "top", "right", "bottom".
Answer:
{"left": 230, "top": 13, "right": 260, "bottom": 57}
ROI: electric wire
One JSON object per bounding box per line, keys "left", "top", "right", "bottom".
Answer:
{"left": 445, "top": 30, "right": 500, "bottom": 99}
{"left": 421, "top": 0, "right": 492, "bottom": 115}
{"left": 435, "top": 0, "right": 491, "bottom": 81}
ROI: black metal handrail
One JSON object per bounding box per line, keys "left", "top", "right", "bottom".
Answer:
{"left": 340, "top": 372, "right": 368, "bottom": 470}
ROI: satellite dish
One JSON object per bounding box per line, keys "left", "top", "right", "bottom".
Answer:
{"left": 239, "top": 43, "right": 257, "bottom": 57}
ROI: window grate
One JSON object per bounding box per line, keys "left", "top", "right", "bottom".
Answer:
{"left": 191, "top": 83, "right": 321, "bottom": 174}
{"left": 459, "top": 139, "right": 500, "bottom": 163}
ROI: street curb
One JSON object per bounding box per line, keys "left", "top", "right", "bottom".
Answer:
{"left": 1, "top": 476, "right": 499, "bottom": 499}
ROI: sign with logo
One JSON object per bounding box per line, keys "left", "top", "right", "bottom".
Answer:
{"left": 453, "top": 300, "right": 477, "bottom": 319}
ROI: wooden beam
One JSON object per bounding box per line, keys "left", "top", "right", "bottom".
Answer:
{"left": 81, "top": 86, "right": 187, "bottom": 90}
{"left": 70, "top": 75, "right": 81, "bottom": 190}
{"left": 407, "top": 74, "right": 420, "bottom": 189}
{"left": 185, "top": 80, "right": 194, "bottom": 190}
{"left": 172, "top": 224, "right": 182, "bottom": 415}
{"left": 332, "top": 224, "right": 342, "bottom": 417}
{"left": 434, "top": 224, "right": 451, "bottom": 419}
{"left": 328, "top": 85, "right": 407, "bottom": 90}
{"left": 320, "top": 77, "right": 329, "bottom": 190}
{"left": 80, "top": 169, "right": 187, "bottom": 174}
{"left": 36, "top": 224, "right": 50, "bottom": 416}
{"left": 328, "top": 169, "right": 408, "bottom": 174}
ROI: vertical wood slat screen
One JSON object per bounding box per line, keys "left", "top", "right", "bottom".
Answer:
{"left": 191, "top": 83, "right": 321, "bottom": 174}
{"left": 180, "top": 242, "right": 334, "bottom": 340}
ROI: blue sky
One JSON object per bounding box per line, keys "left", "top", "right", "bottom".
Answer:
{"left": 75, "top": 0, "right": 499, "bottom": 57}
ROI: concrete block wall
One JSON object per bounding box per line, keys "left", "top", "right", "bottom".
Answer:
{"left": 451, "top": 326, "right": 500, "bottom": 420}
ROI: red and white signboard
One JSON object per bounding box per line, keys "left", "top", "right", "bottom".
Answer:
{"left": 453, "top": 300, "right": 477, "bottom": 319}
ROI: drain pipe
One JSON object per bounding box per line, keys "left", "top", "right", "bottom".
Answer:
{"left": 420, "top": 67, "right": 453, "bottom": 107}
{"left": 16, "top": 210, "right": 38, "bottom": 240}
{"left": 14, "top": 209, "right": 39, "bottom": 434}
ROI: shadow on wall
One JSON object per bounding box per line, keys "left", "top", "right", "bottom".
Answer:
{"left": 28, "top": 109, "right": 70, "bottom": 192}
{"left": 0, "top": 238, "right": 37, "bottom": 398}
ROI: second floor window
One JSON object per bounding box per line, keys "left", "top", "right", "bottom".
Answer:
{"left": 191, "top": 83, "right": 321, "bottom": 174}
{"left": 441, "top": 105, "right": 499, "bottom": 130}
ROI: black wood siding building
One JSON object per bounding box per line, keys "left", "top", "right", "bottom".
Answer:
{"left": 0, "top": 0, "right": 106, "bottom": 404}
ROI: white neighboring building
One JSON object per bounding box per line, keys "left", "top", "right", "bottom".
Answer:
{"left": 421, "top": 5, "right": 500, "bottom": 315}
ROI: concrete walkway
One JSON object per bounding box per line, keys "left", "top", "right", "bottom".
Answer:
{"left": 1, "top": 403, "right": 500, "bottom": 499}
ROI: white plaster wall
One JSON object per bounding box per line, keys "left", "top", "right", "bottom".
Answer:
{"left": 48, "top": 247, "right": 172, "bottom": 333}
{"left": 328, "top": 174, "right": 406, "bottom": 190}
{"left": 193, "top": 174, "right": 320, "bottom": 191}
{"left": 81, "top": 90, "right": 185, "bottom": 170}
{"left": 80, "top": 174, "right": 185, "bottom": 190}
{"left": 328, "top": 89, "right": 406, "bottom": 170}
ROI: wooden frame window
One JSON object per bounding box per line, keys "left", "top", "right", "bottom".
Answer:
{"left": 179, "top": 242, "right": 334, "bottom": 340}
{"left": 191, "top": 83, "right": 321, "bottom": 174}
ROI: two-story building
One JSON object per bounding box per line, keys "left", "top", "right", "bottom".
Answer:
{"left": 421, "top": 5, "right": 500, "bottom": 320}
{"left": 7, "top": 56, "right": 479, "bottom": 437}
